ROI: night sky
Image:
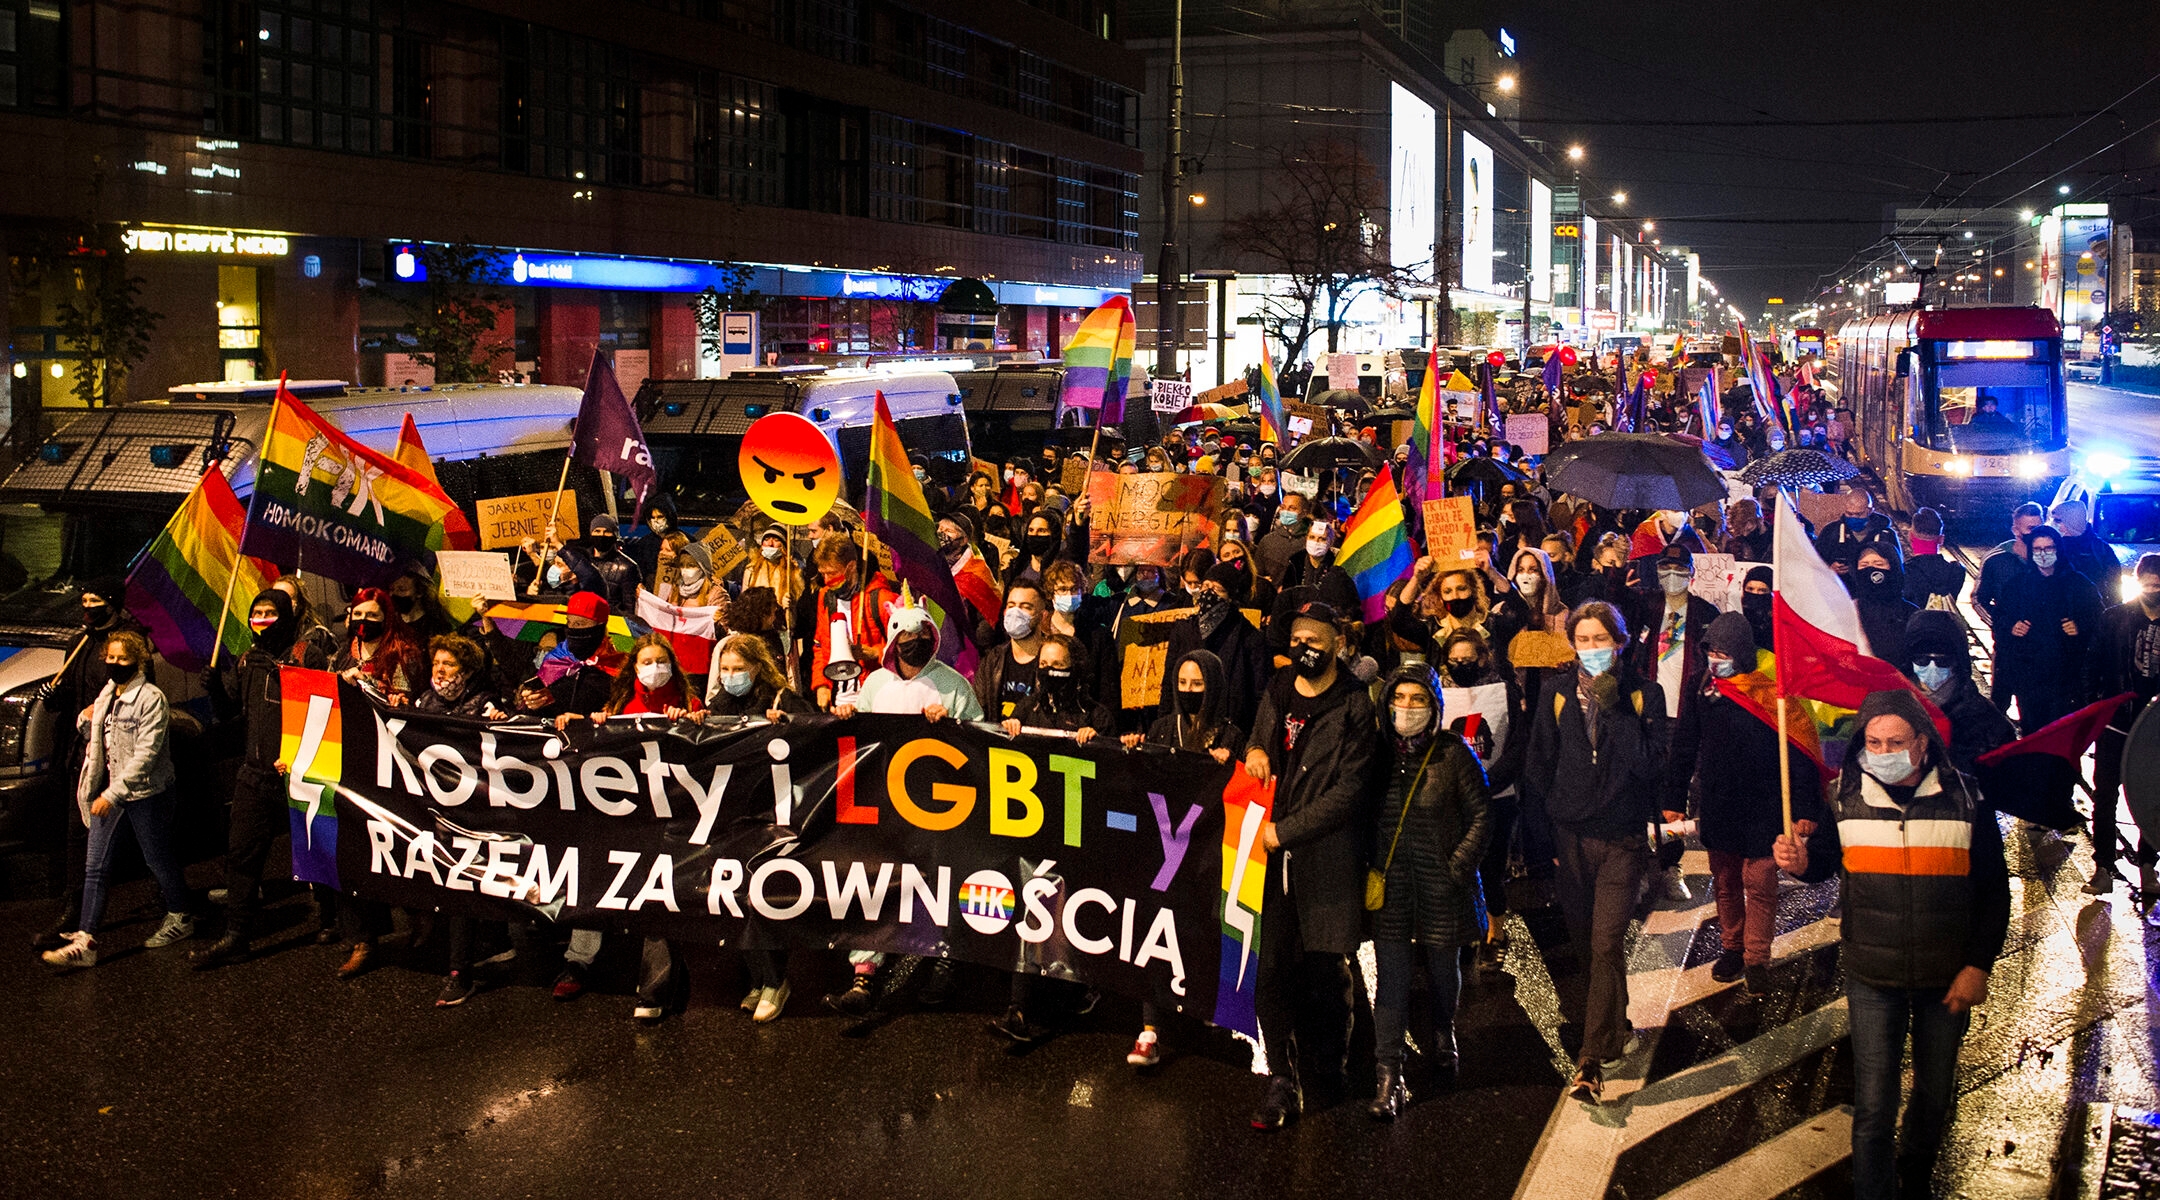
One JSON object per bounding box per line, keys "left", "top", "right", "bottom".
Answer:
{"left": 1492, "top": 0, "right": 2160, "bottom": 319}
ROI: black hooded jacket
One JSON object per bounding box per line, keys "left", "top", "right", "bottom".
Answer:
{"left": 205, "top": 588, "right": 329, "bottom": 769}
{"left": 1906, "top": 610, "right": 2014, "bottom": 777}
{"left": 1142, "top": 649, "right": 1248, "bottom": 755}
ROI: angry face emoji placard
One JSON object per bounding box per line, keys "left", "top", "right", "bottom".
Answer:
{"left": 740, "top": 412, "right": 841, "bottom": 525}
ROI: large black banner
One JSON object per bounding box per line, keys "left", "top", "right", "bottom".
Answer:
{"left": 278, "top": 670, "right": 1272, "bottom": 1034}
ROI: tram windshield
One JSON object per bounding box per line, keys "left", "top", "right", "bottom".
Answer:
{"left": 1916, "top": 346, "right": 2064, "bottom": 454}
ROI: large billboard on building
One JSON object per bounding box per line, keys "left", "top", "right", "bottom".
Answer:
{"left": 1462, "top": 132, "right": 1494, "bottom": 293}
{"left": 2062, "top": 208, "right": 2112, "bottom": 332}
{"left": 2037, "top": 211, "right": 2062, "bottom": 316}
{"left": 1390, "top": 83, "right": 1436, "bottom": 277}
{"left": 1530, "top": 179, "right": 1553, "bottom": 302}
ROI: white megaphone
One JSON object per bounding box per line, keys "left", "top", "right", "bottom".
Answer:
{"left": 824, "top": 599, "right": 863, "bottom": 697}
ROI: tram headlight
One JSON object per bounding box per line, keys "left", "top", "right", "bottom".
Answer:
{"left": 1938, "top": 457, "right": 1973, "bottom": 476}
{"left": 2016, "top": 456, "right": 2049, "bottom": 479}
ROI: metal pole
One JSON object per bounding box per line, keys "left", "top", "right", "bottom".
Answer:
{"left": 1214, "top": 277, "right": 1228, "bottom": 386}
{"left": 1154, "top": 0, "right": 1185, "bottom": 380}
{"left": 1438, "top": 104, "right": 1453, "bottom": 345}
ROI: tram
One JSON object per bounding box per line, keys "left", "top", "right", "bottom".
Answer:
{"left": 1835, "top": 307, "right": 2068, "bottom": 516}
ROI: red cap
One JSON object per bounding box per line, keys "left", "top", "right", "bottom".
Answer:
{"left": 566, "top": 591, "right": 609, "bottom": 622}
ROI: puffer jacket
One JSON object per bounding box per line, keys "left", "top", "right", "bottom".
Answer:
{"left": 1369, "top": 693, "right": 1494, "bottom": 947}
{"left": 1796, "top": 689, "right": 2011, "bottom": 990}
{"left": 76, "top": 675, "right": 176, "bottom": 818}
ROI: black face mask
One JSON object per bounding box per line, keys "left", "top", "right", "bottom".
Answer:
{"left": 81, "top": 604, "right": 109, "bottom": 628}
{"left": 349, "top": 618, "right": 384, "bottom": 643}
{"left": 1293, "top": 644, "right": 1331, "bottom": 678}
{"left": 106, "top": 661, "right": 138, "bottom": 687}
{"left": 1175, "top": 687, "right": 1206, "bottom": 714}
{"left": 1444, "top": 597, "right": 1476, "bottom": 619}
{"left": 1446, "top": 661, "right": 1480, "bottom": 685}
{"left": 588, "top": 535, "right": 618, "bottom": 555}
{"left": 1742, "top": 592, "right": 1773, "bottom": 626}
{"left": 1859, "top": 567, "right": 1891, "bottom": 592}
{"left": 1022, "top": 534, "right": 1056, "bottom": 557}
{"left": 896, "top": 637, "right": 935, "bottom": 668}
{"left": 565, "top": 627, "right": 607, "bottom": 658}
{"left": 391, "top": 593, "right": 417, "bottom": 614}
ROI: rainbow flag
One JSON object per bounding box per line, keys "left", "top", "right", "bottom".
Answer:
{"left": 482, "top": 600, "right": 637, "bottom": 654}
{"left": 1060, "top": 297, "right": 1137, "bottom": 426}
{"left": 280, "top": 666, "right": 345, "bottom": 887}
{"left": 1255, "top": 336, "right": 1286, "bottom": 444}
{"left": 864, "top": 392, "right": 978, "bottom": 677}
{"left": 124, "top": 464, "right": 280, "bottom": 673}
{"left": 393, "top": 413, "right": 478, "bottom": 551}
{"left": 1336, "top": 464, "right": 1416, "bottom": 622}
{"left": 1697, "top": 366, "right": 1724, "bottom": 433}
{"left": 1213, "top": 767, "right": 1274, "bottom": 1039}
{"left": 240, "top": 381, "right": 466, "bottom": 587}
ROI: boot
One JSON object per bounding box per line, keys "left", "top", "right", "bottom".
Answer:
{"left": 190, "top": 933, "right": 251, "bottom": 970}
{"left": 1368, "top": 1062, "right": 1408, "bottom": 1120}
{"left": 1251, "top": 1070, "right": 1303, "bottom": 1130}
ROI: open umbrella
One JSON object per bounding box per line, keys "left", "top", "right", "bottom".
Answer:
{"left": 1540, "top": 433, "right": 1727, "bottom": 511}
{"left": 1280, "top": 436, "right": 1383, "bottom": 474}
{"left": 1444, "top": 457, "right": 1528, "bottom": 489}
{"left": 1736, "top": 447, "right": 1862, "bottom": 490}
{"left": 1358, "top": 405, "right": 1415, "bottom": 426}
{"left": 1175, "top": 402, "right": 1245, "bottom": 424}
{"left": 1220, "top": 420, "right": 1260, "bottom": 439}
{"left": 1310, "top": 388, "right": 1370, "bottom": 414}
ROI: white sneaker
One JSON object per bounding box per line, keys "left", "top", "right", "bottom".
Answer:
{"left": 632, "top": 1003, "right": 665, "bottom": 1022}
{"left": 40, "top": 931, "right": 96, "bottom": 968}
{"left": 145, "top": 912, "right": 196, "bottom": 948}
{"left": 1127, "top": 1029, "right": 1161, "bottom": 1066}
{"left": 753, "top": 982, "right": 790, "bottom": 1023}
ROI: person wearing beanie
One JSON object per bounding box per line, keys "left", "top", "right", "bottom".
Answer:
{"left": 1154, "top": 560, "right": 1271, "bottom": 730}
{"left": 1902, "top": 508, "right": 1966, "bottom": 611}
{"left": 1739, "top": 565, "right": 1776, "bottom": 654}
{"left": 1851, "top": 541, "right": 1918, "bottom": 671}
{"left": 559, "top": 513, "right": 640, "bottom": 616}
{"left": 1904, "top": 609, "right": 2012, "bottom": 777}
{"left": 1775, "top": 688, "right": 2009, "bottom": 1200}
{"left": 1665, "top": 612, "right": 1821, "bottom": 997}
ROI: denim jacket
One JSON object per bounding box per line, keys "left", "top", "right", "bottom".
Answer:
{"left": 76, "top": 675, "right": 176, "bottom": 819}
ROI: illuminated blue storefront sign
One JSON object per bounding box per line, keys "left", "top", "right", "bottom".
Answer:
{"left": 388, "top": 242, "right": 1123, "bottom": 308}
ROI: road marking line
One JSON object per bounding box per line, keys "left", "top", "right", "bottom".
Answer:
{"left": 1652, "top": 1106, "right": 1854, "bottom": 1200}
{"left": 1619, "top": 997, "right": 1850, "bottom": 1150}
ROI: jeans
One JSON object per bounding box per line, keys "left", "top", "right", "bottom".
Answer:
{"left": 1372, "top": 941, "right": 1462, "bottom": 1068}
{"left": 80, "top": 790, "right": 190, "bottom": 936}
{"left": 1708, "top": 851, "right": 1780, "bottom": 966}
{"left": 1554, "top": 827, "right": 1646, "bottom": 1064}
{"left": 1848, "top": 977, "right": 1971, "bottom": 1200}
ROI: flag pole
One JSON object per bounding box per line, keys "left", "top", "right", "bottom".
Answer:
{"left": 1777, "top": 692, "right": 1794, "bottom": 838}
{"left": 207, "top": 559, "right": 243, "bottom": 670}
{"left": 530, "top": 423, "right": 576, "bottom": 598}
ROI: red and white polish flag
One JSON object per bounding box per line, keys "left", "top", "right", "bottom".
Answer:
{"left": 635, "top": 588, "right": 720, "bottom": 677}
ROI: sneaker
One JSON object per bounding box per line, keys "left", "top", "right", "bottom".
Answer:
{"left": 824, "top": 977, "right": 874, "bottom": 1017}
{"left": 632, "top": 1002, "right": 666, "bottom": 1023}
{"left": 552, "top": 964, "right": 586, "bottom": 1001}
{"left": 190, "top": 933, "right": 250, "bottom": 970}
{"left": 740, "top": 988, "right": 763, "bottom": 1013}
{"left": 1710, "top": 947, "right": 1746, "bottom": 984}
{"left": 1475, "top": 938, "right": 1506, "bottom": 974}
{"left": 1744, "top": 964, "right": 1771, "bottom": 998}
{"left": 144, "top": 912, "right": 196, "bottom": 949}
{"left": 1660, "top": 865, "right": 1693, "bottom": 902}
{"left": 1074, "top": 987, "right": 1102, "bottom": 1017}
{"left": 916, "top": 957, "right": 955, "bottom": 1007}
{"left": 1569, "top": 1061, "right": 1604, "bottom": 1105}
{"left": 988, "top": 1005, "right": 1045, "bottom": 1043}
{"left": 1602, "top": 1026, "right": 1640, "bottom": 1070}
{"left": 753, "top": 982, "right": 790, "bottom": 1023}
{"left": 336, "top": 942, "right": 373, "bottom": 979}
{"left": 40, "top": 931, "right": 96, "bottom": 969}
{"left": 1250, "top": 1074, "right": 1303, "bottom": 1129}
{"left": 436, "top": 972, "right": 478, "bottom": 1007}
{"left": 1127, "top": 1029, "right": 1162, "bottom": 1067}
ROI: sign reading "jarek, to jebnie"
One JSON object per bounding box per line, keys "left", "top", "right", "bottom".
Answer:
{"left": 277, "top": 670, "right": 1273, "bottom": 1034}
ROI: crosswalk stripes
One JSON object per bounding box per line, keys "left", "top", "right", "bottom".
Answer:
{"left": 1651, "top": 1107, "right": 1855, "bottom": 1200}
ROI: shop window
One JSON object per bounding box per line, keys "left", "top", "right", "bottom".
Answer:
{"left": 217, "top": 265, "right": 264, "bottom": 382}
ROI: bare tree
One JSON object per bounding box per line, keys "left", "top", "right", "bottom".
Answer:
{"left": 1219, "top": 139, "right": 1418, "bottom": 372}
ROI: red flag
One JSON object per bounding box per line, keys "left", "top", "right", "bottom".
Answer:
{"left": 1978, "top": 693, "right": 2134, "bottom": 769}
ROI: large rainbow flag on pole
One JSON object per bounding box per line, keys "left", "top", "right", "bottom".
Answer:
{"left": 393, "top": 413, "right": 478, "bottom": 551}
{"left": 864, "top": 392, "right": 978, "bottom": 677}
{"left": 1255, "top": 335, "right": 1286, "bottom": 444}
{"left": 239, "top": 380, "right": 466, "bottom": 588}
{"left": 1336, "top": 464, "right": 1416, "bottom": 622}
{"left": 125, "top": 464, "right": 280, "bottom": 673}
{"left": 1411, "top": 344, "right": 1441, "bottom": 474}
{"left": 1059, "top": 297, "right": 1137, "bottom": 427}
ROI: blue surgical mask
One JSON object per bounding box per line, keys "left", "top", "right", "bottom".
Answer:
{"left": 1053, "top": 593, "right": 1082, "bottom": 615}
{"left": 718, "top": 670, "right": 754, "bottom": 698}
{"left": 1859, "top": 747, "right": 1918, "bottom": 784}
{"left": 545, "top": 565, "right": 567, "bottom": 587}
{"left": 1577, "top": 647, "right": 1616, "bottom": 676}
{"left": 1710, "top": 658, "right": 1738, "bottom": 679}
{"left": 1003, "top": 607, "right": 1036, "bottom": 640}
{"left": 1913, "top": 662, "right": 1951, "bottom": 691}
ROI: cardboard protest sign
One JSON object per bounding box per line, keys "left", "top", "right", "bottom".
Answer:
{"left": 475, "top": 490, "right": 580, "bottom": 549}
{"left": 1422, "top": 496, "right": 1479, "bottom": 563}
{"left": 1196, "top": 380, "right": 1249, "bottom": 403}
{"left": 1086, "top": 474, "right": 1225, "bottom": 565}
{"left": 1505, "top": 413, "right": 1550, "bottom": 456}
{"left": 1061, "top": 456, "right": 1093, "bottom": 494}
{"left": 1122, "top": 643, "right": 1170, "bottom": 709}
{"left": 700, "top": 522, "right": 749, "bottom": 579}
{"left": 1507, "top": 629, "right": 1577, "bottom": 669}
{"left": 435, "top": 550, "right": 518, "bottom": 601}
{"left": 1151, "top": 380, "right": 1194, "bottom": 415}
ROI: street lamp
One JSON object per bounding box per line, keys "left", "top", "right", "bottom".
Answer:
{"left": 1567, "top": 145, "right": 1585, "bottom": 161}
{"left": 1612, "top": 192, "right": 1627, "bottom": 205}
{"left": 1496, "top": 74, "right": 1516, "bottom": 92}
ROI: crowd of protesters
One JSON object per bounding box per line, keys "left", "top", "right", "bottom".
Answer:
{"left": 40, "top": 345, "right": 2138, "bottom": 1200}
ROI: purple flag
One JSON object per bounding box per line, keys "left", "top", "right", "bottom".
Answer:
{"left": 573, "top": 351, "right": 657, "bottom": 509}
{"left": 1541, "top": 351, "right": 1563, "bottom": 394}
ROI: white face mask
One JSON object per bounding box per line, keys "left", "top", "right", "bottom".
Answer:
{"left": 1305, "top": 538, "right": 1329, "bottom": 559}
{"left": 676, "top": 566, "right": 704, "bottom": 593}
{"left": 761, "top": 544, "right": 782, "bottom": 561}
{"left": 636, "top": 662, "right": 673, "bottom": 689}
{"left": 1391, "top": 704, "right": 1433, "bottom": 736}
{"left": 1515, "top": 572, "right": 1542, "bottom": 593}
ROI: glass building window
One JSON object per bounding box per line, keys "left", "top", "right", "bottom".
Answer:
{"left": 255, "top": 0, "right": 377, "bottom": 152}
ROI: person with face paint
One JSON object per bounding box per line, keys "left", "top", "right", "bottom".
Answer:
{"left": 558, "top": 514, "right": 642, "bottom": 617}
{"left": 1993, "top": 523, "right": 2102, "bottom": 731}
{"left": 972, "top": 579, "right": 1050, "bottom": 720}
{"left": 1242, "top": 602, "right": 1377, "bottom": 1130}
{"left": 40, "top": 629, "right": 191, "bottom": 970}
{"left": 1902, "top": 610, "right": 2011, "bottom": 779}
{"left": 192, "top": 588, "right": 331, "bottom": 970}
{"left": 1663, "top": 613, "right": 1820, "bottom": 997}
{"left": 1520, "top": 601, "right": 1669, "bottom": 1105}
{"left": 1850, "top": 542, "right": 1918, "bottom": 671}
{"left": 1364, "top": 662, "right": 1494, "bottom": 1118}
{"left": 1901, "top": 508, "right": 1965, "bottom": 611}
{"left": 1774, "top": 691, "right": 2008, "bottom": 1200}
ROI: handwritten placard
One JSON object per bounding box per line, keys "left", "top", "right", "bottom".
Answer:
{"left": 1327, "top": 353, "right": 1359, "bottom": 391}
{"left": 1061, "top": 456, "right": 1092, "bottom": 494}
{"left": 1151, "top": 380, "right": 1194, "bottom": 415}
{"left": 475, "top": 490, "right": 580, "bottom": 550}
{"left": 1121, "top": 642, "right": 1169, "bottom": 709}
{"left": 1197, "top": 379, "right": 1249, "bottom": 403}
{"left": 1422, "top": 495, "right": 1479, "bottom": 563}
{"left": 436, "top": 550, "right": 518, "bottom": 601}
{"left": 701, "top": 522, "right": 748, "bottom": 579}
{"left": 1085, "top": 473, "right": 1225, "bottom": 565}
{"left": 1505, "top": 412, "right": 1550, "bottom": 456}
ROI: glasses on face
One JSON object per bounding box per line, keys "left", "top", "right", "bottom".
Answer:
{"left": 1913, "top": 653, "right": 1955, "bottom": 668}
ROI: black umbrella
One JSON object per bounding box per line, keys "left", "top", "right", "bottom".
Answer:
{"left": 1358, "top": 405, "right": 1415, "bottom": 425}
{"left": 1310, "top": 388, "right": 1370, "bottom": 414}
{"left": 1540, "top": 433, "right": 1728, "bottom": 511}
{"left": 1049, "top": 424, "right": 1124, "bottom": 448}
{"left": 1444, "top": 457, "right": 1528, "bottom": 489}
{"left": 1736, "top": 447, "right": 1862, "bottom": 489}
{"left": 1221, "top": 420, "right": 1260, "bottom": 439}
{"left": 1279, "top": 436, "right": 1383, "bottom": 474}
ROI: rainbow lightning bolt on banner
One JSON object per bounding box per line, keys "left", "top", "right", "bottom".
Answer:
{"left": 1336, "top": 464, "right": 1416, "bottom": 622}
{"left": 1213, "top": 768, "right": 1274, "bottom": 1037}
{"left": 124, "top": 463, "right": 280, "bottom": 673}
{"left": 280, "top": 666, "right": 345, "bottom": 887}
{"left": 1060, "top": 296, "right": 1137, "bottom": 426}
{"left": 1255, "top": 336, "right": 1286, "bottom": 444}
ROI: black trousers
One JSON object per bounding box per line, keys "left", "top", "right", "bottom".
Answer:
{"left": 1252, "top": 855, "right": 1354, "bottom": 1084}
{"left": 1479, "top": 789, "right": 1521, "bottom": 918}
{"left": 447, "top": 916, "right": 540, "bottom": 975}
{"left": 219, "top": 763, "right": 287, "bottom": 939}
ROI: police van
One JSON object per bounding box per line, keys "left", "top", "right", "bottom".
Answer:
{"left": 0, "top": 380, "right": 585, "bottom": 854}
